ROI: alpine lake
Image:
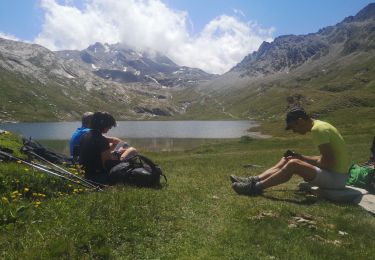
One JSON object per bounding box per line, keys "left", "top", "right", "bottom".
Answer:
{"left": 0, "top": 120, "right": 267, "bottom": 154}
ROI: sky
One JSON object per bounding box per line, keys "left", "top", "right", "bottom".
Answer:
{"left": 0, "top": 0, "right": 373, "bottom": 74}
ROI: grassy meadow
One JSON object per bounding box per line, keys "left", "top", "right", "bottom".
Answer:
{"left": 0, "top": 127, "right": 374, "bottom": 259}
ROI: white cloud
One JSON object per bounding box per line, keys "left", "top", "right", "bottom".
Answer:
{"left": 34, "top": 0, "right": 274, "bottom": 74}
{"left": 233, "top": 8, "right": 246, "bottom": 18}
{"left": 0, "top": 32, "right": 22, "bottom": 41}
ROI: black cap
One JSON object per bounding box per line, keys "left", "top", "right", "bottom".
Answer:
{"left": 285, "top": 107, "right": 308, "bottom": 130}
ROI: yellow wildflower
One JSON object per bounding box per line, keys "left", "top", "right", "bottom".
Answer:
{"left": 24, "top": 188, "right": 30, "bottom": 192}
{"left": 1, "top": 197, "right": 9, "bottom": 204}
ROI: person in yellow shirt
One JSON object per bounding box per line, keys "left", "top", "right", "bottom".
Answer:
{"left": 231, "top": 107, "right": 349, "bottom": 196}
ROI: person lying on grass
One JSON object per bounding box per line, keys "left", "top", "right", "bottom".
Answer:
{"left": 79, "top": 111, "right": 137, "bottom": 185}
{"left": 231, "top": 107, "right": 350, "bottom": 196}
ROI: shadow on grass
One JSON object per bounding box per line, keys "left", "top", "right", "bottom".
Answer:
{"left": 260, "top": 190, "right": 318, "bottom": 205}
{"left": 261, "top": 194, "right": 317, "bottom": 205}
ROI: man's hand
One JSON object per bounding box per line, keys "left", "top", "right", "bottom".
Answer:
{"left": 284, "top": 150, "right": 301, "bottom": 158}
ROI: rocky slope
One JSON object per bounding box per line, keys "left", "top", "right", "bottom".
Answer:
{"left": 230, "top": 3, "right": 375, "bottom": 78}
{"left": 56, "top": 42, "right": 216, "bottom": 87}
{"left": 0, "top": 38, "right": 186, "bottom": 122}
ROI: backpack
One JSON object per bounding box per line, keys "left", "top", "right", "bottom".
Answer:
{"left": 109, "top": 154, "right": 167, "bottom": 187}
{"left": 21, "top": 137, "right": 73, "bottom": 165}
{"left": 347, "top": 163, "right": 375, "bottom": 192}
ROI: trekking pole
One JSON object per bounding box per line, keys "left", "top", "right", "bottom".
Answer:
{"left": 28, "top": 158, "right": 104, "bottom": 190}
{"left": 26, "top": 150, "right": 106, "bottom": 189}
{"left": 0, "top": 150, "right": 98, "bottom": 190}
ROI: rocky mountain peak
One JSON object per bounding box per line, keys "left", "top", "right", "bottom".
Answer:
{"left": 230, "top": 3, "right": 375, "bottom": 78}
{"left": 56, "top": 42, "right": 216, "bottom": 87}
{"left": 343, "top": 3, "right": 375, "bottom": 23}
{"left": 87, "top": 42, "right": 105, "bottom": 52}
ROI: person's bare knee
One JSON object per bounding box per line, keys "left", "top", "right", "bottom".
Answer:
{"left": 284, "top": 159, "right": 316, "bottom": 181}
{"left": 274, "top": 157, "right": 288, "bottom": 169}
{"left": 276, "top": 159, "right": 302, "bottom": 180}
{"left": 120, "top": 147, "right": 138, "bottom": 160}
{"left": 284, "top": 159, "right": 301, "bottom": 171}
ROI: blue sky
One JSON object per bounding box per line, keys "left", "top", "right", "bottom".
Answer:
{"left": 164, "top": 0, "right": 374, "bottom": 36}
{"left": 0, "top": 0, "right": 373, "bottom": 73}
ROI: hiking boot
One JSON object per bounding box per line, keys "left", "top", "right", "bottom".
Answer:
{"left": 298, "top": 182, "right": 313, "bottom": 192}
{"left": 232, "top": 182, "right": 262, "bottom": 196}
{"left": 230, "top": 175, "right": 257, "bottom": 184}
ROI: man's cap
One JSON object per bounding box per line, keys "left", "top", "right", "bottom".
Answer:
{"left": 285, "top": 107, "right": 308, "bottom": 130}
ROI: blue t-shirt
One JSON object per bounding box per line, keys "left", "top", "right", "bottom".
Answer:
{"left": 69, "top": 127, "right": 91, "bottom": 156}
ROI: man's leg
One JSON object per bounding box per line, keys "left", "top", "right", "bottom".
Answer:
{"left": 258, "top": 157, "right": 289, "bottom": 180}
{"left": 230, "top": 157, "right": 288, "bottom": 183}
{"left": 232, "top": 159, "right": 317, "bottom": 196}
{"left": 260, "top": 159, "right": 317, "bottom": 189}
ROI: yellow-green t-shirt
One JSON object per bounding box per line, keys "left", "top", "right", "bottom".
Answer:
{"left": 311, "top": 120, "right": 349, "bottom": 174}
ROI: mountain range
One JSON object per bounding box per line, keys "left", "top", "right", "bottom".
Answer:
{"left": 0, "top": 38, "right": 214, "bottom": 121}
{"left": 56, "top": 42, "right": 216, "bottom": 87}
{"left": 182, "top": 3, "right": 375, "bottom": 126}
{"left": 0, "top": 3, "right": 375, "bottom": 125}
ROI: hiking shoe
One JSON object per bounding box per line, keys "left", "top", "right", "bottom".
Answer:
{"left": 230, "top": 175, "right": 257, "bottom": 184}
{"left": 232, "top": 182, "right": 262, "bottom": 196}
{"left": 298, "top": 182, "right": 313, "bottom": 192}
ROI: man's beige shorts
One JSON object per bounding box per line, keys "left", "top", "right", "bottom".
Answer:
{"left": 309, "top": 167, "right": 348, "bottom": 189}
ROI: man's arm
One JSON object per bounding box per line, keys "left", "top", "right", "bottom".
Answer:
{"left": 104, "top": 136, "right": 122, "bottom": 144}
{"left": 289, "top": 144, "right": 335, "bottom": 171}
{"left": 298, "top": 154, "right": 321, "bottom": 166}
{"left": 103, "top": 136, "right": 122, "bottom": 151}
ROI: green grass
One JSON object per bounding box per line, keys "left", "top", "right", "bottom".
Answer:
{"left": 0, "top": 131, "right": 374, "bottom": 259}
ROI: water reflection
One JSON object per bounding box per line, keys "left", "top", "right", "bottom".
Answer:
{"left": 0, "top": 120, "right": 256, "bottom": 139}
{"left": 39, "top": 138, "right": 229, "bottom": 154}
{"left": 1, "top": 120, "right": 263, "bottom": 154}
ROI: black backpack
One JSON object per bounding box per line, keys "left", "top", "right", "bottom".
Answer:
{"left": 109, "top": 154, "right": 167, "bottom": 187}
{"left": 21, "top": 137, "right": 73, "bottom": 165}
